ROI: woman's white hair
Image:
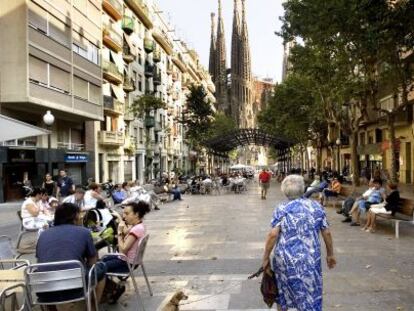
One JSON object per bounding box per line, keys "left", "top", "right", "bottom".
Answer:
{"left": 281, "top": 174, "right": 305, "bottom": 199}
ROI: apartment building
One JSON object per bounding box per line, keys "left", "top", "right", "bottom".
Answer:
{"left": 0, "top": 0, "right": 103, "bottom": 201}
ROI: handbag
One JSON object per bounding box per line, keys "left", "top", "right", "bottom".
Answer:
{"left": 260, "top": 269, "right": 278, "bottom": 308}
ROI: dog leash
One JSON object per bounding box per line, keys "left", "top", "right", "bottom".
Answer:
{"left": 179, "top": 268, "right": 263, "bottom": 306}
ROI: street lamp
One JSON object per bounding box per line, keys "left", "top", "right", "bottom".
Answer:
{"left": 159, "top": 144, "right": 163, "bottom": 181}
{"left": 336, "top": 138, "right": 341, "bottom": 173}
{"left": 43, "top": 110, "right": 55, "bottom": 175}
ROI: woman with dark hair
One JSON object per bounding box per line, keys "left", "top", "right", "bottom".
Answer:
{"left": 36, "top": 203, "right": 106, "bottom": 305}
{"left": 21, "top": 187, "right": 51, "bottom": 230}
{"left": 42, "top": 173, "right": 56, "bottom": 197}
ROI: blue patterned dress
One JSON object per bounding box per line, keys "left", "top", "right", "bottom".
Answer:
{"left": 271, "top": 198, "right": 329, "bottom": 311}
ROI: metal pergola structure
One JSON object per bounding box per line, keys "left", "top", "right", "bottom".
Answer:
{"left": 205, "top": 128, "right": 294, "bottom": 153}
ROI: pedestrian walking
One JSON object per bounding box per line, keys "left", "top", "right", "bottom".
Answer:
{"left": 259, "top": 168, "right": 271, "bottom": 199}
{"left": 262, "top": 175, "right": 336, "bottom": 311}
{"left": 42, "top": 173, "right": 57, "bottom": 197}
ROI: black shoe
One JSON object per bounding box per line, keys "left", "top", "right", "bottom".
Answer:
{"left": 154, "top": 206, "right": 160, "bottom": 210}
{"left": 350, "top": 222, "right": 360, "bottom": 226}
{"left": 336, "top": 210, "right": 343, "bottom": 214}
{"left": 342, "top": 218, "right": 352, "bottom": 223}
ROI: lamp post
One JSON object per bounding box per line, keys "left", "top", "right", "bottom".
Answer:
{"left": 43, "top": 110, "right": 55, "bottom": 175}
{"left": 336, "top": 138, "right": 341, "bottom": 174}
{"left": 159, "top": 144, "right": 163, "bottom": 181}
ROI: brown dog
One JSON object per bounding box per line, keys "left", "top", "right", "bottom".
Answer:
{"left": 161, "top": 291, "right": 189, "bottom": 311}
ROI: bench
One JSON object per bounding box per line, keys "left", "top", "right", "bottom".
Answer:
{"left": 376, "top": 198, "right": 414, "bottom": 239}
{"left": 325, "top": 186, "right": 355, "bottom": 208}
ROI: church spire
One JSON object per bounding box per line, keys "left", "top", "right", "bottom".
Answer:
{"left": 209, "top": 12, "right": 216, "bottom": 82}
{"left": 214, "top": 0, "right": 228, "bottom": 112}
{"left": 240, "top": 0, "right": 251, "bottom": 82}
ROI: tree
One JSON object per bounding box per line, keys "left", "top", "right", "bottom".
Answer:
{"left": 129, "top": 94, "right": 166, "bottom": 118}
{"left": 181, "top": 85, "right": 215, "bottom": 150}
{"left": 208, "top": 112, "right": 237, "bottom": 139}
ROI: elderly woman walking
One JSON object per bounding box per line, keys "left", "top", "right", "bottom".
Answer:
{"left": 262, "top": 175, "right": 336, "bottom": 311}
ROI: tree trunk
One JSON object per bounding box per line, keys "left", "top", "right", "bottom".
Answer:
{"left": 388, "top": 113, "right": 398, "bottom": 183}
{"left": 316, "top": 147, "right": 322, "bottom": 173}
{"left": 300, "top": 146, "right": 305, "bottom": 172}
{"left": 350, "top": 131, "right": 360, "bottom": 187}
{"left": 305, "top": 145, "right": 310, "bottom": 173}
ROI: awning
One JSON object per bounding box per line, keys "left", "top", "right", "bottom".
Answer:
{"left": 110, "top": 84, "right": 125, "bottom": 103}
{"left": 0, "top": 114, "right": 50, "bottom": 142}
{"left": 123, "top": 33, "right": 137, "bottom": 56}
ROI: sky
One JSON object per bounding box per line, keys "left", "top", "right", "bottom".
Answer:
{"left": 156, "top": 0, "right": 285, "bottom": 83}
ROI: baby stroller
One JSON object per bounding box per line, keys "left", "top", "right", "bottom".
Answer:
{"left": 83, "top": 200, "right": 118, "bottom": 251}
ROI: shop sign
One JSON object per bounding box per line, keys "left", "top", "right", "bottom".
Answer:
{"left": 65, "top": 154, "right": 88, "bottom": 163}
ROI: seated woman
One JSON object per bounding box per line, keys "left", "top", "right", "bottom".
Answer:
{"left": 320, "top": 177, "right": 342, "bottom": 206}
{"left": 362, "top": 183, "right": 400, "bottom": 233}
{"left": 349, "top": 179, "right": 385, "bottom": 226}
{"left": 103, "top": 201, "right": 150, "bottom": 272}
{"left": 21, "top": 188, "right": 51, "bottom": 230}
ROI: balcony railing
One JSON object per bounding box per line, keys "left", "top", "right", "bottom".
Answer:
{"left": 0, "top": 139, "right": 36, "bottom": 147}
{"left": 57, "top": 142, "right": 85, "bottom": 151}
{"left": 122, "top": 16, "right": 134, "bottom": 35}
{"left": 152, "top": 30, "right": 173, "bottom": 55}
{"left": 153, "top": 70, "right": 161, "bottom": 86}
{"left": 145, "top": 115, "right": 155, "bottom": 128}
{"left": 103, "top": 25, "right": 123, "bottom": 52}
{"left": 103, "top": 0, "right": 123, "bottom": 21}
{"left": 123, "top": 78, "right": 135, "bottom": 92}
{"left": 144, "top": 38, "right": 154, "bottom": 53}
{"left": 144, "top": 63, "right": 154, "bottom": 78}
{"left": 123, "top": 43, "right": 135, "bottom": 63}
{"left": 103, "top": 60, "right": 123, "bottom": 84}
{"left": 98, "top": 131, "right": 124, "bottom": 146}
{"left": 153, "top": 49, "right": 161, "bottom": 62}
{"left": 103, "top": 95, "right": 124, "bottom": 114}
{"left": 125, "top": 0, "right": 153, "bottom": 29}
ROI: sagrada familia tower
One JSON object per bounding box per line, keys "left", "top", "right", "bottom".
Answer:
{"left": 209, "top": 0, "right": 254, "bottom": 129}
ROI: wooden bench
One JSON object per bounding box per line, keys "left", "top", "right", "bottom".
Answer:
{"left": 325, "top": 186, "right": 355, "bottom": 208}
{"left": 376, "top": 198, "right": 414, "bottom": 239}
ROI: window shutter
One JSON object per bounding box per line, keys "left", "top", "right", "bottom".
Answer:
{"left": 49, "top": 15, "right": 70, "bottom": 47}
{"left": 74, "top": 76, "right": 89, "bottom": 99}
{"left": 89, "top": 83, "right": 101, "bottom": 104}
{"left": 28, "top": 3, "right": 47, "bottom": 33}
{"left": 49, "top": 65, "right": 70, "bottom": 92}
{"left": 29, "top": 56, "right": 48, "bottom": 84}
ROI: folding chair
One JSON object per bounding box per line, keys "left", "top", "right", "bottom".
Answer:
{"left": 102, "top": 234, "right": 152, "bottom": 311}
{"left": 15, "top": 211, "right": 38, "bottom": 250}
{"left": 0, "top": 259, "right": 30, "bottom": 311}
{"left": 24, "top": 260, "right": 98, "bottom": 311}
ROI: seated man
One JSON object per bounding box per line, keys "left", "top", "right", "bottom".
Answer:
{"left": 36, "top": 203, "right": 106, "bottom": 305}
{"left": 112, "top": 184, "right": 127, "bottom": 204}
{"left": 170, "top": 184, "right": 182, "bottom": 201}
{"left": 63, "top": 187, "right": 85, "bottom": 210}
{"left": 320, "top": 177, "right": 342, "bottom": 206}
{"left": 303, "top": 177, "right": 329, "bottom": 198}
{"left": 349, "top": 179, "right": 385, "bottom": 226}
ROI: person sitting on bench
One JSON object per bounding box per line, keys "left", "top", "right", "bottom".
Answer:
{"left": 320, "top": 177, "right": 342, "bottom": 206}
{"left": 362, "top": 183, "right": 400, "bottom": 233}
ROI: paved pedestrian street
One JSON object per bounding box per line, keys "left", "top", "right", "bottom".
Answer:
{"left": 101, "top": 181, "right": 414, "bottom": 311}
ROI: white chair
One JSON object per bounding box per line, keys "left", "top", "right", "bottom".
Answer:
{"left": 0, "top": 283, "right": 27, "bottom": 311}
{"left": 102, "top": 234, "right": 152, "bottom": 311}
{"left": 24, "top": 260, "right": 98, "bottom": 311}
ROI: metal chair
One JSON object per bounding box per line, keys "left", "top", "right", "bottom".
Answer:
{"left": 0, "top": 236, "right": 18, "bottom": 260}
{"left": 24, "top": 260, "right": 97, "bottom": 311}
{"left": 15, "top": 211, "right": 38, "bottom": 251}
{"left": 0, "top": 283, "right": 27, "bottom": 311}
{"left": 102, "top": 234, "right": 152, "bottom": 311}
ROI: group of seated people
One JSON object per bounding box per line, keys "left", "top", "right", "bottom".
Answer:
{"left": 21, "top": 182, "right": 152, "bottom": 306}
{"left": 337, "top": 179, "right": 400, "bottom": 233}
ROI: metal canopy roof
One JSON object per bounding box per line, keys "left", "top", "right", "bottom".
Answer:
{"left": 205, "top": 128, "right": 294, "bottom": 153}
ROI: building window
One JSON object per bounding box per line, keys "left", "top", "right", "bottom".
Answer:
{"left": 74, "top": 76, "right": 89, "bottom": 100}
{"left": 49, "top": 65, "right": 70, "bottom": 92}
{"left": 138, "top": 75, "right": 143, "bottom": 92}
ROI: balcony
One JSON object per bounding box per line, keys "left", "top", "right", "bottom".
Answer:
{"left": 103, "top": 95, "right": 124, "bottom": 115}
{"left": 103, "top": 25, "right": 123, "bottom": 52}
{"left": 103, "top": 0, "right": 123, "bottom": 21}
{"left": 152, "top": 30, "right": 173, "bottom": 55}
{"left": 122, "top": 16, "right": 134, "bottom": 35}
{"left": 145, "top": 115, "right": 155, "bottom": 128}
{"left": 154, "top": 122, "right": 162, "bottom": 132}
{"left": 144, "top": 38, "right": 154, "bottom": 53}
{"left": 144, "top": 63, "right": 154, "bottom": 78}
{"left": 123, "top": 43, "right": 135, "bottom": 63}
{"left": 125, "top": 0, "right": 153, "bottom": 29}
{"left": 103, "top": 60, "right": 123, "bottom": 84}
{"left": 172, "top": 53, "right": 187, "bottom": 73}
{"left": 57, "top": 142, "right": 85, "bottom": 151}
{"left": 153, "top": 49, "right": 161, "bottom": 63}
{"left": 123, "top": 77, "right": 135, "bottom": 93}
{"left": 98, "top": 131, "right": 124, "bottom": 146}
{"left": 166, "top": 63, "right": 173, "bottom": 75}
{"left": 153, "top": 70, "right": 162, "bottom": 86}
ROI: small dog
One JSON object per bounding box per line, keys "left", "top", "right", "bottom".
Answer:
{"left": 161, "top": 290, "right": 189, "bottom": 311}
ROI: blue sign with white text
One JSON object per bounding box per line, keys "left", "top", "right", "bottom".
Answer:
{"left": 65, "top": 154, "right": 88, "bottom": 163}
